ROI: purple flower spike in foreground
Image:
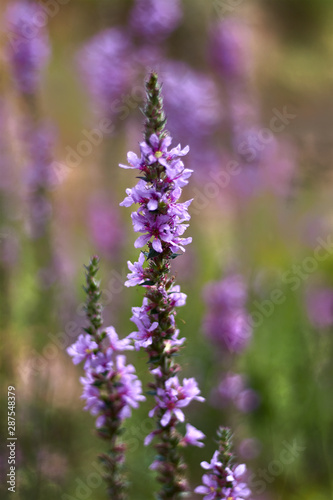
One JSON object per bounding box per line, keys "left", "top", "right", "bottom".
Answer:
{"left": 129, "top": 0, "right": 182, "bottom": 42}
{"left": 120, "top": 72, "right": 205, "bottom": 498}
{"left": 195, "top": 427, "right": 251, "bottom": 500}
{"left": 67, "top": 257, "right": 145, "bottom": 500}
{"left": 5, "top": 1, "right": 50, "bottom": 94}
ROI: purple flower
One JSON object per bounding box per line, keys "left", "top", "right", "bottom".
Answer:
{"left": 25, "top": 122, "right": 57, "bottom": 238}
{"left": 196, "top": 456, "right": 250, "bottom": 500}
{"left": 67, "top": 334, "right": 98, "bottom": 367}
{"left": 125, "top": 253, "right": 147, "bottom": 287}
{"left": 181, "top": 424, "right": 206, "bottom": 448}
{"left": 121, "top": 133, "right": 193, "bottom": 254}
{"left": 129, "top": 298, "right": 159, "bottom": 350}
{"left": 114, "top": 355, "right": 146, "bottom": 419}
{"left": 150, "top": 376, "right": 204, "bottom": 427}
{"left": 78, "top": 28, "right": 134, "bottom": 118}
{"left": 218, "top": 373, "right": 245, "bottom": 402}
{"left": 204, "top": 275, "right": 247, "bottom": 310}
{"left": 161, "top": 62, "right": 222, "bottom": 141}
{"left": 104, "top": 326, "right": 134, "bottom": 352}
{"left": 209, "top": 17, "right": 252, "bottom": 81}
{"left": 80, "top": 372, "right": 105, "bottom": 426}
{"left": 236, "top": 388, "right": 260, "bottom": 413}
{"left": 221, "top": 464, "right": 251, "bottom": 500}
{"left": 129, "top": 0, "right": 182, "bottom": 41}
{"left": 88, "top": 197, "right": 125, "bottom": 258}
{"left": 120, "top": 73, "right": 204, "bottom": 495}
{"left": 26, "top": 122, "right": 57, "bottom": 191}
{"left": 238, "top": 438, "right": 261, "bottom": 460}
{"left": 168, "top": 284, "right": 187, "bottom": 307}
{"left": 203, "top": 275, "right": 252, "bottom": 352}
{"left": 5, "top": 1, "right": 50, "bottom": 94}
{"left": 201, "top": 451, "right": 222, "bottom": 471}
{"left": 306, "top": 286, "right": 333, "bottom": 330}
{"left": 194, "top": 474, "right": 219, "bottom": 500}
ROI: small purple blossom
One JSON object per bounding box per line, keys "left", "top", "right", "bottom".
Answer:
{"left": 129, "top": 0, "right": 182, "bottom": 41}
{"left": 104, "top": 326, "right": 134, "bottom": 352}
{"left": 5, "top": 1, "right": 50, "bottom": 94}
{"left": 201, "top": 451, "right": 222, "bottom": 471}
{"left": 181, "top": 424, "right": 206, "bottom": 448}
{"left": 149, "top": 376, "right": 204, "bottom": 427}
{"left": 129, "top": 298, "right": 159, "bottom": 350}
{"left": 67, "top": 334, "right": 98, "bottom": 367}
{"left": 125, "top": 253, "right": 146, "bottom": 287}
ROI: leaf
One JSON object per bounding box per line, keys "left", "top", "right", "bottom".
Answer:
{"left": 147, "top": 248, "right": 160, "bottom": 259}
{"left": 139, "top": 280, "right": 155, "bottom": 286}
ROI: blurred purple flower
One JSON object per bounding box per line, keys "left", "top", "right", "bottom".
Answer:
{"left": 218, "top": 372, "right": 245, "bottom": 402}
{"left": 26, "top": 122, "right": 57, "bottom": 190}
{"left": 161, "top": 61, "right": 222, "bottom": 141}
{"left": 210, "top": 17, "right": 252, "bottom": 81}
{"left": 24, "top": 122, "right": 57, "bottom": 238}
{"left": 203, "top": 275, "right": 252, "bottom": 352}
{"left": 129, "top": 0, "right": 182, "bottom": 41}
{"left": 306, "top": 287, "right": 333, "bottom": 330}
{"left": 78, "top": 28, "right": 134, "bottom": 118}
{"left": 204, "top": 275, "right": 247, "bottom": 310}
{"left": 217, "top": 372, "right": 259, "bottom": 413}
{"left": 236, "top": 388, "right": 260, "bottom": 413}
{"left": 5, "top": 1, "right": 50, "bottom": 94}
{"left": 238, "top": 438, "right": 261, "bottom": 460}
{"left": 88, "top": 196, "right": 125, "bottom": 258}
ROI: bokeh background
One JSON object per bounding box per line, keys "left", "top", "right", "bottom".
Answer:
{"left": 1, "top": 0, "right": 333, "bottom": 498}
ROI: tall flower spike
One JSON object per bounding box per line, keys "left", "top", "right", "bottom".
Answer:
{"left": 120, "top": 72, "right": 205, "bottom": 499}
{"left": 195, "top": 427, "right": 251, "bottom": 500}
{"left": 5, "top": 1, "right": 50, "bottom": 95}
{"left": 67, "top": 256, "right": 145, "bottom": 500}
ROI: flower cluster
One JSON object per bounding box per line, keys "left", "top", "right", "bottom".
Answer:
{"left": 67, "top": 271, "right": 145, "bottom": 429}
{"left": 120, "top": 72, "right": 205, "bottom": 498}
{"left": 5, "top": 1, "right": 50, "bottom": 94}
{"left": 120, "top": 133, "right": 192, "bottom": 254}
{"left": 67, "top": 257, "right": 145, "bottom": 500}
{"left": 195, "top": 427, "right": 251, "bottom": 500}
{"left": 203, "top": 275, "right": 252, "bottom": 352}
